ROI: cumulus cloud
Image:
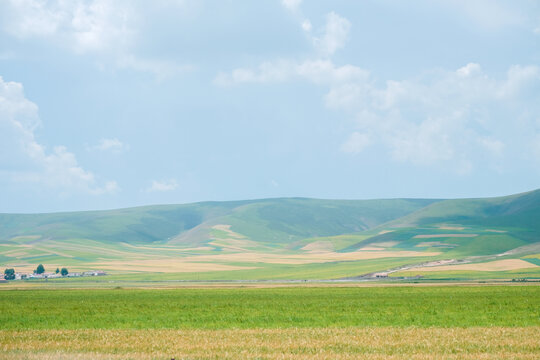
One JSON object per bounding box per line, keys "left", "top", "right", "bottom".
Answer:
{"left": 87, "top": 138, "right": 129, "bottom": 153}
{"left": 215, "top": 59, "right": 368, "bottom": 86}
{"left": 2, "top": 0, "right": 134, "bottom": 53}
{"left": 0, "top": 76, "right": 118, "bottom": 195}
{"left": 330, "top": 63, "right": 539, "bottom": 168}
{"left": 441, "top": 0, "right": 527, "bottom": 31}
{"left": 313, "top": 12, "right": 351, "bottom": 56}
{"left": 301, "top": 19, "right": 312, "bottom": 32}
{"left": 478, "top": 137, "right": 505, "bottom": 156}
{"left": 0, "top": 0, "right": 191, "bottom": 79}
{"left": 116, "top": 55, "right": 195, "bottom": 80}
{"left": 217, "top": 57, "right": 540, "bottom": 171}
{"left": 281, "top": 0, "right": 302, "bottom": 12}
{"left": 280, "top": 1, "right": 350, "bottom": 56}
{"left": 147, "top": 179, "right": 178, "bottom": 192}
{"left": 341, "top": 132, "right": 371, "bottom": 154}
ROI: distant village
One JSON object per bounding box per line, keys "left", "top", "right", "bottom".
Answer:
{"left": 2, "top": 264, "right": 106, "bottom": 282}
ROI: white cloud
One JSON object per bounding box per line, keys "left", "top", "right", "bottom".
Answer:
{"left": 116, "top": 55, "right": 195, "bottom": 80}
{"left": 313, "top": 12, "right": 351, "bottom": 56}
{"left": 280, "top": 1, "right": 349, "bottom": 56}
{"left": 218, "top": 58, "right": 540, "bottom": 171}
{"left": 87, "top": 138, "right": 129, "bottom": 153}
{"left": 147, "top": 179, "right": 178, "bottom": 192}
{"left": 456, "top": 62, "right": 482, "bottom": 77}
{"left": 0, "top": 76, "right": 117, "bottom": 195}
{"left": 301, "top": 19, "right": 312, "bottom": 32}
{"left": 341, "top": 132, "right": 371, "bottom": 154}
{"left": 498, "top": 65, "right": 540, "bottom": 98}
{"left": 3, "top": 0, "right": 134, "bottom": 54}
{"left": 215, "top": 59, "right": 368, "bottom": 86}
{"left": 1, "top": 0, "right": 191, "bottom": 79}
{"left": 331, "top": 63, "right": 539, "bottom": 168}
{"left": 441, "top": 0, "right": 527, "bottom": 31}
{"left": 478, "top": 137, "right": 505, "bottom": 156}
{"left": 281, "top": 0, "right": 302, "bottom": 12}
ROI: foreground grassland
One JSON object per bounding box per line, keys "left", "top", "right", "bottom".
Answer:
{"left": 1, "top": 286, "right": 539, "bottom": 359}
{"left": 1, "top": 286, "right": 539, "bottom": 329}
{"left": 2, "top": 328, "right": 538, "bottom": 360}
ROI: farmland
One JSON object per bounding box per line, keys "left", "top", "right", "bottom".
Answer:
{"left": 1, "top": 189, "right": 540, "bottom": 282}
{"left": 0, "top": 285, "right": 539, "bottom": 359}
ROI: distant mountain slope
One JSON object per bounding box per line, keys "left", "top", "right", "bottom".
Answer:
{"left": 389, "top": 189, "right": 540, "bottom": 241}
{"left": 0, "top": 198, "right": 438, "bottom": 245}
{"left": 0, "top": 190, "right": 539, "bottom": 280}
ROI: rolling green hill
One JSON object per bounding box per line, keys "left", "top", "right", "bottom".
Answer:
{"left": 0, "top": 190, "right": 539, "bottom": 281}
{"left": 0, "top": 198, "right": 437, "bottom": 245}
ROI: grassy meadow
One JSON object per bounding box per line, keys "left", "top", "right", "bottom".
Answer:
{"left": 1, "top": 285, "right": 539, "bottom": 359}
{"left": 2, "top": 191, "right": 540, "bottom": 358}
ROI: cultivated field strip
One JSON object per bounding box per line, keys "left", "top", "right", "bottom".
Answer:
{"left": 1, "top": 328, "right": 538, "bottom": 359}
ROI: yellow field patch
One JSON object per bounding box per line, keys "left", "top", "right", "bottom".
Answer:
{"left": 212, "top": 224, "right": 245, "bottom": 238}
{"left": 1, "top": 328, "right": 538, "bottom": 360}
{"left": 375, "top": 241, "right": 399, "bottom": 247}
{"left": 416, "top": 241, "right": 456, "bottom": 247}
{"left": 414, "top": 234, "right": 477, "bottom": 239}
{"left": 181, "top": 250, "right": 440, "bottom": 265}
{"left": 87, "top": 259, "right": 257, "bottom": 273}
{"left": 120, "top": 242, "right": 213, "bottom": 252}
{"left": 209, "top": 224, "right": 266, "bottom": 251}
{"left": 8, "top": 235, "right": 42, "bottom": 242}
{"left": 410, "top": 259, "right": 538, "bottom": 272}
{"left": 301, "top": 240, "right": 334, "bottom": 252}
{"left": 437, "top": 225, "right": 465, "bottom": 230}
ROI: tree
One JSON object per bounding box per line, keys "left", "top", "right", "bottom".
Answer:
{"left": 61, "top": 267, "right": 69, "bottom": 276}
{"left": 4, "top": 268, "right": 15, "bottom": 280}
{"left": 35, "top": 264, "right": 45, "bottom": 274}
{"left": 55, "top": 268, "right": 59, "bottom": 274}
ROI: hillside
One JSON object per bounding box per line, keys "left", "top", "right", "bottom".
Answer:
{"left": 0, "top": 191, "right": 539, "bottom": 281}
{"left": 0, "top": 198, "right": 436, "bottom": 245}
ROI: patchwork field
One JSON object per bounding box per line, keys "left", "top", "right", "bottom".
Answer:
{"left": 1, "top": 286, "right": 538, "bottom": 359}
{"left": 2, "top": 190, "right": 540, "bottom": 282}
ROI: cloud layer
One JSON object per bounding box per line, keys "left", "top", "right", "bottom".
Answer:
{"left": 0, "top": 76, "right": 118, "bottom": 195}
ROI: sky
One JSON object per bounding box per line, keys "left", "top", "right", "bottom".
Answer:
{"left": 1, "top": 0, "right": 540, "bottom": 213}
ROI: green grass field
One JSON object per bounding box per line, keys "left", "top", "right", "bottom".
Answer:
{"left": 0, "top": 285, "right": 538, "bottom": 359}
{"left": 1, "top": 286, "right": 539, "bottom": 329}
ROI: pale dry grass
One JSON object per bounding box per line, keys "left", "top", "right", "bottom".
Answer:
{"left": 0, "top": 328, "right": 538, "bottom": 359}
{"left": 120, "top": 243, "right": 214, "bottom": 252}
{"left": 212, "top": 224, "right": 245, "bottom": 239}
{"left": 210, "top": 225, "right": 268, "bottom": 251}
{"left": 373, "top": 241, "right": 398, "bottom": 247}
{"left": 415, "top": 241, "right": 456, "bottom": 247}
{"left": 301, "top": 241, "right": 334, "bottom": 252}
{"left": 414, "top": 234, "right": 477, "bottom": 238}
{"left": 437, "top": 226, "right": 465, "bottom": 230}
{"left": 179, "top": 250, "right": 440, "bottom": 265}
{"left": 411, "top": 259, "right": 538, "bottom": 272}
{"left": 87, "top": 260, "right": 258, "bottom": 273}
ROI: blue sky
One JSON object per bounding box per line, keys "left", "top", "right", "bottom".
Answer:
{"left": 1, "top": 0, "right": 539, "bottom": 213}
